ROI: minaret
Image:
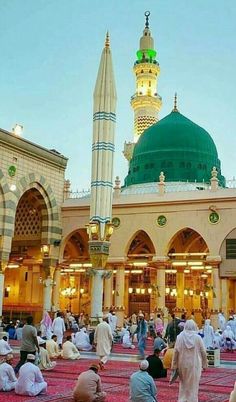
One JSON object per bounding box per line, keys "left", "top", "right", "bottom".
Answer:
{"left": 87, "top": 32, "right": 117, "bottom": 321}
{"left": 131, "top": 11, "right": 162, "bottom": 143}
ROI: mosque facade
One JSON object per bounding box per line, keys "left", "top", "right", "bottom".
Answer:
{"left": 0, "top": 13, "right": 236, "bottom": 327}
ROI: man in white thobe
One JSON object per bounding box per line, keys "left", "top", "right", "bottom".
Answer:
{"left": 15, "top": 354, "right": 47, "bottom": 396}
{"left": 73, "top": 327, "right": 92, "bottom": 351}
{"left": 0, "top": 354, "right": 17, "bottom": 391}
{"left": 62, "top": 335, "right": 80, "bottom": 360}
{"left": 46, "top": 335, "right": 62, "bottom": 358}
{"left": 218, "top": 313, "right": 226, "bottom": 331}
{"left": 0, "top": 336, "right": 13, "bottom": 356}
{"left": 109, "top": 312, "right": 118, "bottom": 334}
{"left": 52, "top": 312, "right": 65, "bottom": 348}
{"left": 94, "top": 315, "right": 113, "bottom": 368}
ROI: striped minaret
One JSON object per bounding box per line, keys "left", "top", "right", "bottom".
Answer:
{"left": 131, "top": 11, "right": 162, "bottom": 143}
{"left": 90, "top": 32, "right": 117, "bottom": 240}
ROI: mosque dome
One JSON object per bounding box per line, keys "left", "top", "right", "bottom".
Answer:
{"left": 124, "top": 109, "right": 225, "bottom": 187}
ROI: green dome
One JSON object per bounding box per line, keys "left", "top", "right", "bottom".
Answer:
{"left": 124, "top": 110, "right": 225, "bottom": 187}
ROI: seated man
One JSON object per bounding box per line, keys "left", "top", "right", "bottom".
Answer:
{"left": 38, "top": 339, "right": 56, "bottom": 370}
{"left": 153, "top": 332, "right": 167, "bottom": 352}
{"left": 73, "top": 327, "right": 92, "bottom": 351}
{"left": 46, "top": 335, "right": 61, "bottom": 358}
{"left": 0, "top": 354, "right": 17, "bottom": 391}
{"left": 0, "top": 336, "right": 13, "bottom": 356}
{"left": 122, "top": 329, "right": 135, "bottom": 349}
{"left": 15, "top": 354, "right": 47, "bottom": 396}
{"left": 147, "top": 349, "right": 167, "bottom": 379}
{"left": 130, "top": 360, "right": 157, "bottom": 402}
{"left": 73, "top": 363, "right": 106, "bottom": 402}
{"left": 162, "top": 342, "right": 175, "bottom": 369}
{"left": 62, "top": 335, "right": 80, "bottom": 360}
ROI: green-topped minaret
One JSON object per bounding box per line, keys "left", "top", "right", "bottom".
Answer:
{"left": 131, "top": 11, "right": 162, "bottom": 143}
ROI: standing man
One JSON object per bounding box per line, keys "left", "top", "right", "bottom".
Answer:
{"left": 52, "top": 312, "right": 65, "bottom": 349}
{"left": 135, "top": 313, "right": 148, "bottom": 359}
{"left": 108, "top": 311, "right": 118, "bottom": 335}
{"left": 130, "top": 360, "right": 157, "bottom": 402}
{"left": 94, "top": 315, "right": 113, "bottom": 369}
{"left": 15, "top": 316, "right": 39, "bottom": 374}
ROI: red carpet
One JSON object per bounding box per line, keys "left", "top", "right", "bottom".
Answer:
{"left": 0, "top": 357, "right": 234, "bottom": 402}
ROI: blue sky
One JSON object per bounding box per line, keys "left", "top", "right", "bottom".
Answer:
{"left": 0, "top": 0, "right": 236, "bottom": 190}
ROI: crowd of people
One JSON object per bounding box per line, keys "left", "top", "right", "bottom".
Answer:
{"left": 0, "top": 309, "right": 236, "bottom": 400}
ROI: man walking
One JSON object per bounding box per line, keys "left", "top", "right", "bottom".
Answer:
{"left": 94, "top": 315, "right": 113, "bottom": 369}
{"left": 15, "top": 316, "right": 39, "bottom": 374}
{"left": 135, "top": 313, "right": 148, "bottom": 359}
{"left": 52, "top": 312, "right": 65, "bottom": 349}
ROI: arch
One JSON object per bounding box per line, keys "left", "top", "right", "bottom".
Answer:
{"left": 166, "top": 227, "right": 209, "bottom": 255}
{"left": 60, "top": 228, "right": 89, "bottom": 262}
{"left": 125, "top": 230, "right": 156, "bottom": 257}
{"left": 15, "top": 174, "right": 61, "bottom": 245}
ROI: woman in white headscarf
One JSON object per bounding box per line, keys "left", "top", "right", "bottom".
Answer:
{"left": 203, "top": 319, "right": 215, "bottom": 349}
{"left": 171, "top": 319, "right": 208, "bottom": 402}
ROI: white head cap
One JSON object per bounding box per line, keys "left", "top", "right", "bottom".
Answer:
{"left": 27, "top": 354, "right": 36, "bottom": 361}
{"left": 140, "top": 359, "right": 149, "bottom": 371}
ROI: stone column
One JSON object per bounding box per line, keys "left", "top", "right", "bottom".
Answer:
{"left": 211, "top": 265, "right": 221, "bottom": 329}
{"left": 221, "top": 278, "right": 228, "bottom": 316}
{"left": 43, "top": 277, "right": 54, "bottom": 312}
{"left": 115, "top": 266, "right": 125, "bottom": 326}
{"left": 176, "top": 272, "right": 184, "bottom": 309}
{"left": 156, "top": 267, "right": 165, "bottom": 309}
{"left": 104, "top": 273, "right": 113, "bottom": 311}
{"left": 91, "top": 270, "right": 104, "bottom": 320}
{"left": 52, "top": 267, "right": 61, "bottom": 312}
{"left": 42, "top": 260, "right": 56, "bottom": 313}
{"left": 0, "top": 262, "right": 7, "bottom": 324}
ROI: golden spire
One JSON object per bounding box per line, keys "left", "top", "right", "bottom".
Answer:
{"left": 105, "top": 31, "right": 110, "bottom": 48}
{"left": 172, "top": 92, "right": 179, "bottom": 112}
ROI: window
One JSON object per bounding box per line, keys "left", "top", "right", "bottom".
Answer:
{"left": 226, "top": 239, "right": 236, "bottom": 259}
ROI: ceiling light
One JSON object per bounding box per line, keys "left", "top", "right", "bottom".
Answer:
{"left": 131, "top": 269, "right": 143, "bottom": 274}
{"left": 184, "top": 269, "right": 190, "bottom": 273}
{"left": 187, "top": 261, "right": 203, "bottom": 266}
{"left": 172, "top": 261, "right": 187, "bottom": 266}
{"left": 69, "top": 263, "right": 82, "bottom": 268}
{"left": 190, "top": 266, "right": 204, "bottom": 270}
{"left": 165, "top": 269, "right": 177, "bottom": 273}
{"left": 133, "top": 262, "right": 147, "bottom": 267}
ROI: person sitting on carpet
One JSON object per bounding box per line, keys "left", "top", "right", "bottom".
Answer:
{"left": 38, "top": 339, "right": 57, "bottom": 370}
{"left": 153, "top": 332, "right": 167, "bottom": 352}
{"left": 0, "top": 336, "right": 13, "bottom": 356}
{"left": 73, "top": 327, "right": 93, "bottom": 351}
{"left": 46, "top": 335, "right": 62, "bottom": 358}
{"left": 73, "top": 363, "right": 106, "bottom": 402}
{"left": 0, "top": 353, "right": 17, "bottom": 391}
{"left": 15, "top": 354, "right": 47, "bottom": 396}
{"left": 122, "top": 329, "right": 135, "bottom": 349}
{"left": 62, "top": 335, "right": 80, "bottom": 360}
{"left": 222, "top": 325, "right": 236, "bottom": 351}
{"left": 130, "top": 360, "right": 157, "bottom": 402}
{"left": 163, "top": 342, "right": 175, "bottom": 369}
{"left": 147, "top": 348, "right": 167, "bottom": 379}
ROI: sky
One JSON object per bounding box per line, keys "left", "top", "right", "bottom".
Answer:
{"left": 0, "top": 0, "right": 236, "bottom": 191}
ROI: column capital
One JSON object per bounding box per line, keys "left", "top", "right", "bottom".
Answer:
{"left": 206, "top": 255, "right": 221, "bottom": 264}
{"left": 152, "top": 256, "right": 169, "bottom": 266}
{"left": 0, "top": 261, "right": 8, "bottom": 273}
{"left": 107, "top": 257, "right": 126, "bottom": 265}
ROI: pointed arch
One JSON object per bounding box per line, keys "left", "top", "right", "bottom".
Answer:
{"left": 167, "top": 227, "right": 209, "bottom": 255}
{"left": 60, "top": 228, "right": 89, "bottom": 262}
{"left": 125, "top": 230, "right": 156, "bottom": 257}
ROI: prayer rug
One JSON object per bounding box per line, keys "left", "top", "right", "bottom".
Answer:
{"left": 0, "top": 358, "right": 234, "bottom": 402}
